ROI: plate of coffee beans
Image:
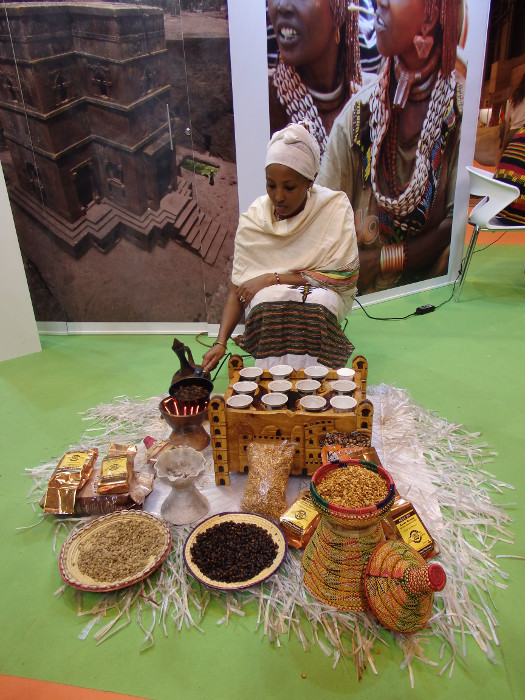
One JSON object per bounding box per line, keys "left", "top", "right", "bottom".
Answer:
{"left": 184, "top": 512, "right": 287, "bottom": 590}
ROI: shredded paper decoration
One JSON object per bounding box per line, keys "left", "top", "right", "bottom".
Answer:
{"left": 24, "top": 384, "right": 516, "bottom": 684}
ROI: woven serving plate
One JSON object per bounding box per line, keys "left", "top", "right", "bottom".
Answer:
{"left": 184, "top": 512, "right": 287, "bottom": 591}
{"left": 59, "top": 510, "right": 172, "bottom": 592}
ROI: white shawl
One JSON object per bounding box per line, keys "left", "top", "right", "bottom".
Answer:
{"left": 231, "top": 185, "right": 359, "bottom": 310}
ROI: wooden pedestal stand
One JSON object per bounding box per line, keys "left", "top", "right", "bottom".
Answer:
{"left": 208, "top": 355, "right": 373, "bottom": 485}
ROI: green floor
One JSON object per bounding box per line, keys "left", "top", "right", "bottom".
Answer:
{"left": 1, "top": 244, "right": 524, "bottom": 699}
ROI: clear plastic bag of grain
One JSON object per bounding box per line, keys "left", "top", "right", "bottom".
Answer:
{"left": 241, "top": 440, "right": 294, "bottom": 521}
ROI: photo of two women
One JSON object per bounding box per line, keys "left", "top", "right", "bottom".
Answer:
{"left": 267, "top": 0, "right": 468, "bottom": 295}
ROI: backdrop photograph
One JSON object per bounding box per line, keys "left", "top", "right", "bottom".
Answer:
{"left": 0, "top": 0, "right": 238, "bottom": 326}
{"left": 265, "top": 0, "right": 470, "bottom": 297}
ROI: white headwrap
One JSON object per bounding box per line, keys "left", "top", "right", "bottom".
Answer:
{"left": 265, "top": 123, "right": 320, "bottom": 181}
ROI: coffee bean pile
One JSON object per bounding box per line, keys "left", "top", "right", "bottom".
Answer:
{"left": 190, "top": 521, "right": 279, "bottom": 583}
{"left": 319, "top": 431, "right": 371, "bottom": 447}
{"left": 172, "top": 383, "right": 209, "bottom": 402}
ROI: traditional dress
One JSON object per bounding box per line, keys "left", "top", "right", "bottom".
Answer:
{"left": 317, "top": 62, "right": 462, "bottom": 293}
{"left": 494, "top": 127, "right": 525, "bottom": 225}
{"left": 232, "top": 184, "right": 359, "bottom": 369}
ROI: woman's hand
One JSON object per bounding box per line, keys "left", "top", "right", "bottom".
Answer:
{"left": 200, "top": 282, "right": 246, "bottom": 373}
{"left": 201, "top": 343, "right": 226, "bottom": 373}
{"left": 235, "top": 272, "right": 306, "bottom": 305}
{"left": 235, "top": 274, "right": 275, "bottom": 306}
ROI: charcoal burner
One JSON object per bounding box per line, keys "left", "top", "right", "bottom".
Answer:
{"left": 159, "top": 395, "right": 211, "bottom": 451}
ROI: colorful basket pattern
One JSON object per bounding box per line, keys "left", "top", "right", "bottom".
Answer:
{"left": 302, "top": 459, "right": 396, "bottom": 611}
{"left": 302, "top": 519, "right": 384, "bottom": 610}
{"left": 364, "top": 540, "right": 447, "bottom": 633}
{"left": 309, "top": 459, "right": 395, "bottom": 529}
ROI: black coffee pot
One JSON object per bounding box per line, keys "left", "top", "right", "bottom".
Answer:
{"left": 169, "top": 338, "right": 213, "bottom": 399}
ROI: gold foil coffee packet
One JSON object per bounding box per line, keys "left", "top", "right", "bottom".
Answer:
{"left": 74, "top": 468, "right": 153, "bottom": 516}
{"left": 97, "top": 443, "right": 137, "bottom": 495}
{"left": 279, "top": 492, "right": 320, "bottom": 548}
{"left": 43, "top": 449, "right": 98, "bottom": 514}
{"left": 382, "top": 494, "right": 439, "bottom": 559}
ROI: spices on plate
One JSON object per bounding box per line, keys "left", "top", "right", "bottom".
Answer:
{"left": 43, "top": 449, "right": 98, "bottom": 514}
{"left": 189, "top": 520, "right": 278, "bottom": 583}
{"left": 241, "top": 441, "right": 293, "bottom": 520}
{"left": 316, "top": 464, "right": 388, "bottom": 509}
{"left": 97, "top": 443, "right": 137, "bottom": 495}
{"left": 76, "top": 516, "right": 164, "bottom": 583}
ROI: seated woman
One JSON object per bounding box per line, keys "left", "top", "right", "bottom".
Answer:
{"left": 494, "top": 126, "right": 525, "bottom": 226}
{"left": 317, "top": 0, "right": 464, "bottom": 294}
{"left": 502, "top": 74, "right": 525, "bottom": 152}
{"left": 201, "top": 123, "right": 359, "bottom": 373}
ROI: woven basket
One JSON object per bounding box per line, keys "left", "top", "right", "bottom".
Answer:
{"left": 59, "top": 510, "right": 172, "bottom": 593}
{"left": 309, "top": 459, "right": 395, "bottom": 529}
{"left": 302, "top": 459, "right": 396, "bottom": 611}
{"left": 364, "top": 540, "right": 447, "bottom": 633}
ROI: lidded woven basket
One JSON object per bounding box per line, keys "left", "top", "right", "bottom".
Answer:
{"left": 302, "top": 459, "right": 396, "bottom": 611}
{"left": 364, "top": 540, "right": 446, "bottom": 633}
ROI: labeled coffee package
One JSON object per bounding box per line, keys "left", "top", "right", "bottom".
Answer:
{"left": 75, "top": 467, "right": 154, "bottom": 516}
{"left": 43, "top": 449, "right": 98, "bottom": 514}
{"left": 279, "top": 492, "right": 320, "bottom": 548}
{"left": 382, "top": 494, "right": 439, "bottom": 559}
{"left": 97, "top": 443, "right": 137, "bottom": 495}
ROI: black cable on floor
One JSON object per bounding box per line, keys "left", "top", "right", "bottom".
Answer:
{"left": 352, "top": 260, "right": 464, "bottom": 321}
{"left": 472, "top": 230, "right": 508, "bottom": 253}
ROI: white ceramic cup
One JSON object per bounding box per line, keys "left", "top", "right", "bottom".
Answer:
{"left": 330, "top": 395, "right": 357, "bottom": 413}
{"left": 304, "top": 364, "right": 329, "bottom": 380}
{"left": 299, "top": 395, "right": 326, "bottom": 412}
{"left": 232, "top": 381, "right": 258, "bottom": 395}
{"left": 227, "top": 394, "right": 253, "bottom": 409}
{"left": 262, "top": 392, "right": 288, "bottom": 410}
{"left": 239, "top": 366, "right": 264, "bottom": 383}
{"left": 295, "top": 379, "right": 321, "bottom": 395}
{"left": 268, "top": 379, "right": 292, "bottom": 393}
{"left": 269, "top": 364, "right": 293, "bottom": 380}
{"left": 331, "top": 379, "right": 356, "bottom": 395}
{"left": 336, "top": 367, "right": 356, "bottom": 381}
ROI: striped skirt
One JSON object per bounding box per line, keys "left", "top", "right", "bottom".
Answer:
{"left": 495, "top": 127, "right": 525, "bottom": 225}
{"left": 237, "top": 285, "right": 354, "bottom": 370}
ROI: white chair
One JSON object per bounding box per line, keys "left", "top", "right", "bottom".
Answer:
{"left": 455, "top": 165, "right": 522, "bottom": 301}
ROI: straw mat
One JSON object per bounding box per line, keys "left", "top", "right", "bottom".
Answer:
{"left": 24, "top": 384, "right": 515, "bottom": 685}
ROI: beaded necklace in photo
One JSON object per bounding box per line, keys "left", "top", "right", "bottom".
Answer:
{"left": 365, "top": 57, "right": 458, "bottom": 239}
{"left": 273, "top": 62, "right": 336, "bottom": 157}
